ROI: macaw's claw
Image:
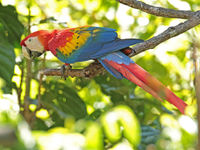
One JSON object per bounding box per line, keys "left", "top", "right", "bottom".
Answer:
{"left": 61, "top": 63, "right": 72, "bottom": 80}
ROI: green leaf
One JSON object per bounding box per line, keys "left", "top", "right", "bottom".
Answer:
{"left": 101, "top": 105, "right": 141, "bottom": 147}
{"left": 0, "top": 4, "right": 24, "bottom": 45}
{"left": 94, "top": 74, "right": 137, "bottom": 104}
{"left": 42, "top": 80, "right": 87, "bottom": 120}
{"left": 0, "top": 41, "right": 15, "bottom": 83}
{"left": 167, "top": 48, "right": 186, "bottom": 62}
{"left": 0, "top": 4, "right": 24, "bottom": 91}
{"left": 87, "top": 109, "right": 104, "bottom": 120}
{"left": 85, "top": 122, "right": 103, "bottom": 150}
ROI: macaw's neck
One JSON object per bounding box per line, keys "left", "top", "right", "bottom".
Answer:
{"left": 39, "top": 30, "right": 59, "bottom": 51}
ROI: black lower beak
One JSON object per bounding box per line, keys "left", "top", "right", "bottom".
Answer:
{"left": 31, "top": 51, "right": 43, "bottom": 58}
{"left": 22, "top": 46, "right": 43, "bottom": 59}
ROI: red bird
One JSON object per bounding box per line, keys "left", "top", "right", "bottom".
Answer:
{"left": 20, "top": 26, "right": 187, "bottom": 114}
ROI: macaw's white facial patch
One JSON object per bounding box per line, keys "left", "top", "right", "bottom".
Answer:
{"left": 22, "top": 45, "right": 31, "bottom": 59}
{"left": 25, "top": 36, "right": 44, "bottom": 53}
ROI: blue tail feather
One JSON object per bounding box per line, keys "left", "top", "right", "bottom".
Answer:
{"left": 98, "top": 59, "right": 123, "bottom": 79}
{"left": 98, "top": 51, "right": 135, "bottom": 79}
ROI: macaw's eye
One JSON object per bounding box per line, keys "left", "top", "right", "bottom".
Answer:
{"left": 28, "top": 38, "right": 32, "bottom": 42}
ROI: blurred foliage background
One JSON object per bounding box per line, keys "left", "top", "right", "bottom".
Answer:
{"left": 0, "top": 0, "right": 199, "bottom": 149}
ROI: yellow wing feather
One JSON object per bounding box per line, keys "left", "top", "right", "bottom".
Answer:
{"left": 58, "top": 27, "right": 91, "bottom": 56}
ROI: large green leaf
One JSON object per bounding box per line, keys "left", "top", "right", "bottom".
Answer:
{"left": 41, "top": 80, "right": 87, "bottom": 120}
{"left": 0, "top": 41, "right": 15, "bottom": 83}
{"left": 0, "top": 3, "right": 24, "bottom": 88}
{"left": 0, "top": 4, "right": 24, "bottom": 45}
{"left": 94, "top": 74, "right": 137, "bottom": 104}
{"left": 101, "top": 105, "right": 141, "bottom": 147}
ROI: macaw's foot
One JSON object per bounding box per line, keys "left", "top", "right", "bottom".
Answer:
{"left": 61, "top": 63, "right": 72, "bottom": 80}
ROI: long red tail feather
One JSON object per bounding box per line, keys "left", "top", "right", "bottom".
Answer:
{"left": 105, "top": 60, "right": 187, "bottom": 114}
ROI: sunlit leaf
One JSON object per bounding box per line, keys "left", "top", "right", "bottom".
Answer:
{"left": 101, "top": 105, "right": 140, "bottom": 147}
{"left": 101, "top": 111, "right": 121, "bottom": 143}
{"left": 85, "top": 122, "right": 103, "bottom": 150}
{"left": 167, "top": 48, "right": 186, "bottom": 62}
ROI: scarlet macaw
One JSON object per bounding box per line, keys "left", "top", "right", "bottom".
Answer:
{"left": 20, "top": 26, "right": 187, "bottom": 114}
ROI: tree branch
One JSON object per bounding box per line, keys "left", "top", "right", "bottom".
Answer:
{"left": 39, "top": 61, "right": 105, "bottom": 78}
{"left": 16, "top": 64, "right": 24, "bottom": 109}
{"left": 117, "top": 0, "right": 195, "bottom": 19}
{"left": 130, "top": 11, "right": 200, "bottom": 57}
{"left": 192, "top": 39, "right": 200, "bottom": 150}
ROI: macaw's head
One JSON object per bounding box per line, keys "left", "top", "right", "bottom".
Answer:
{"left": 20, "top": 30, "right": 51, "bottom": 59}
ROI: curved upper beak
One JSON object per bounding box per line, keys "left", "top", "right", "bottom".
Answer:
{"left": 22, "top": 46, "right": 43, "bottom": 59}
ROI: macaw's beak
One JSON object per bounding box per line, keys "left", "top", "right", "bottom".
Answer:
{"left": 22, "top": 46, "right": 43, "bottom": 59}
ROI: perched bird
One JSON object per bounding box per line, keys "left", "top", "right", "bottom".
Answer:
{"left": 20, "top": 26, "right": 187, "bottom": 114}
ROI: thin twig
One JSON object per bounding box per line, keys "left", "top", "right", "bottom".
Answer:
{"left": 117, "top": 0, "right": 195, "bottom": 19}
{"left": 35, "top": 74, "right": 43, "bottom": 112}
{"left": 16, "top": 64, "right": 24, "bottom": 109}
{"left": 35, "top": 52, "right": 47, "bottom": 111}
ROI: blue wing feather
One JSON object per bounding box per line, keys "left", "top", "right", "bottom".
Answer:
{"left": 91, "top": 38, "right": 143, "bottom": 58}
